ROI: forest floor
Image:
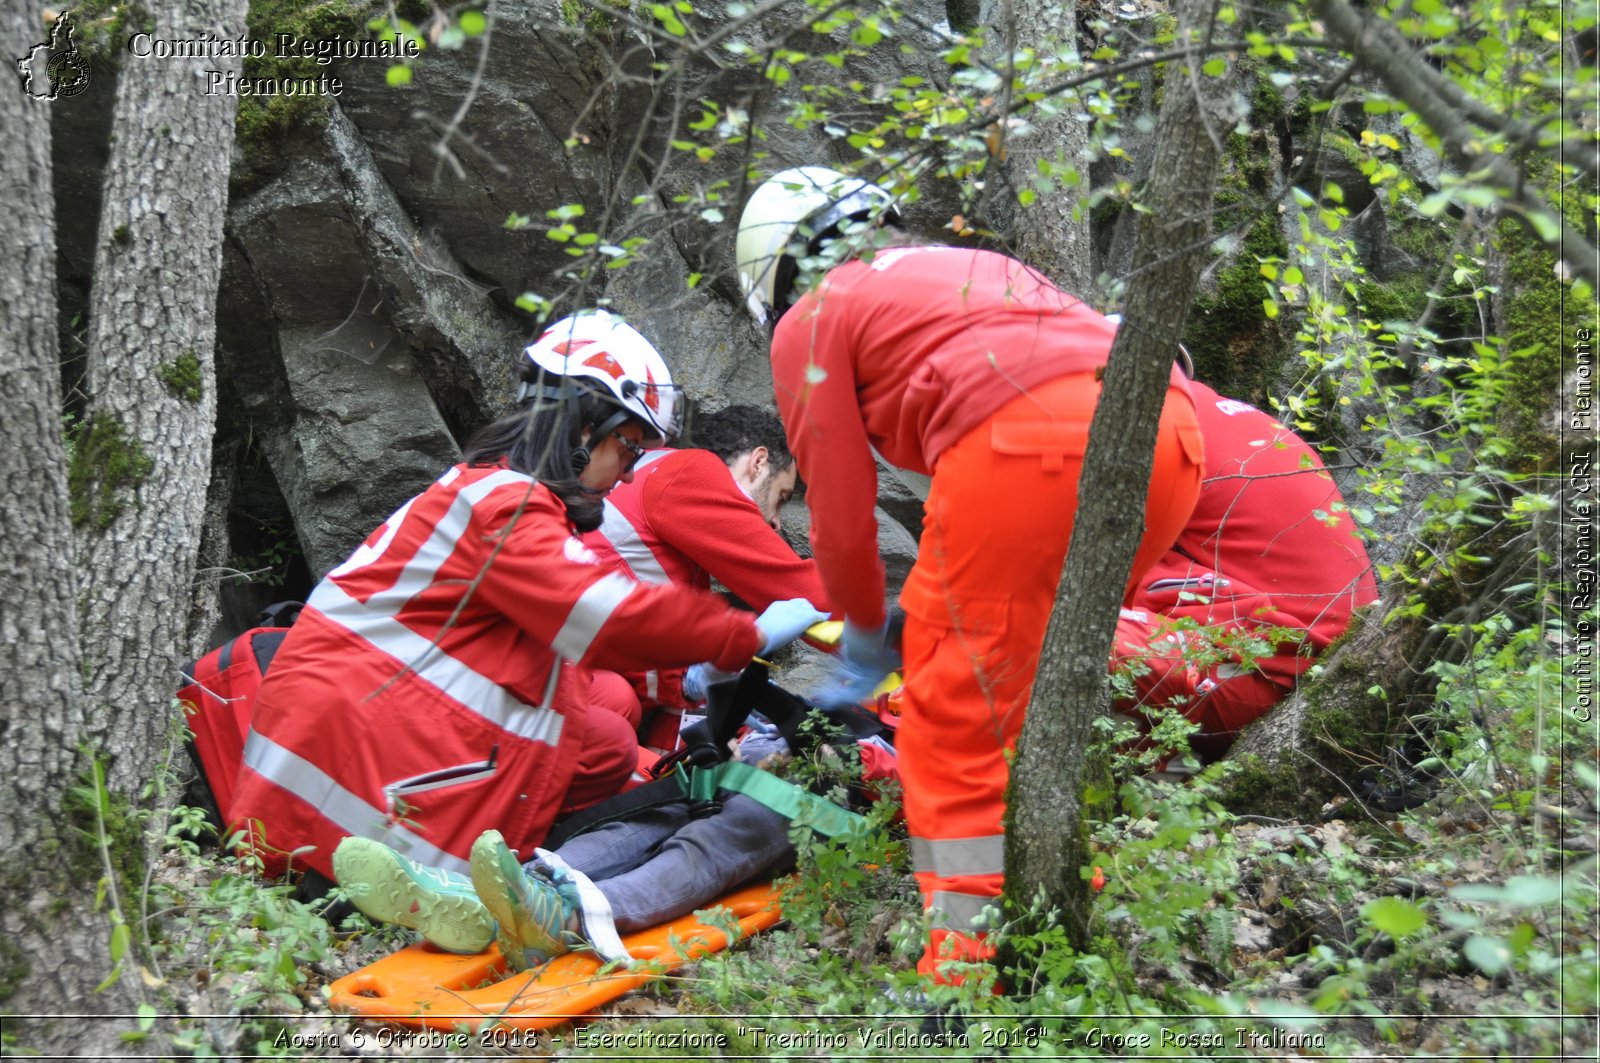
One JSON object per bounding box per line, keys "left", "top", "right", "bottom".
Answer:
{"left": 140, "top": 765, "right": 1598, "bottom": 1061}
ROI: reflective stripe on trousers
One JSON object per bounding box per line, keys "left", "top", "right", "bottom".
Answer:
{"left": 894, "top": 375, "right": 1204, "bottom": 935}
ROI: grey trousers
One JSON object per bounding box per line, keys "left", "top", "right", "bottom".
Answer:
{"left": 547, "top": 794, "right": 796, "bottom": 931}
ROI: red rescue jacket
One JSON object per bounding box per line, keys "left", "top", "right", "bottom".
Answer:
{"left": 772, "top": 246, "right": 1191, "bottom": 627}
{"left": 583, "top": 448, "right": 831, "bottom": 708}
{"left": 229, "top": 464, "right": 761, "bottom": 878}
{"left": 1132, "top": 382, "right": 1379, "bottom": 684}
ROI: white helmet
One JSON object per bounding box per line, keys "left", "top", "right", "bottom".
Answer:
{"left": 521, "top": 310, "right": 682, "bottom": 445}
{"left": 735, "top": 166, "right": 899, "bottom": 325}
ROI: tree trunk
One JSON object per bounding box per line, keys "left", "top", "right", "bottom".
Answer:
{"left": 0, "top": 4, "right": 138, "bottom": 1054}
{"left": 1005, "top": 0, "right": 1240, "bottom": 948}
{"left": 76, "top": 0, "right": 247, "bottom": 796}
{"left": 1004, "top": 0, "right": 1093, "bottom": 295}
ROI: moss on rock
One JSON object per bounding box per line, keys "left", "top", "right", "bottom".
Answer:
{"left": 1218, "top": 610, "right": 1409, "bottom": 818}
{"left": 1185, "top": 208, "right": 1287, "bottom": 403}
{"left": 1494, "top": 189, "right": 1593, "bottom": 470}
{"left": 233, "top": 0, "right": 374, "bottom": 162}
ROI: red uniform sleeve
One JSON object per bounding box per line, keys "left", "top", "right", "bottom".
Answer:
{"left": 472, "top": 488, "right": 764, "bottom": 674}
{"left": 771, "top": 280, "right": 889, "bottom": 629}
{"left": 642, "top": 449, "right": 833, "bottom": 613}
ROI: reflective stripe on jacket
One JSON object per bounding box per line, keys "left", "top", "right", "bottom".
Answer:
{"left": 230, "top": 464, "right": 761, "bottom": 878}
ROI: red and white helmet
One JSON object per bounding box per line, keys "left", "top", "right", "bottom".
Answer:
{"left": 735, "top": 166, "right": 899, "bottom": 325}
{"left": 522, "top": 310, "right": 682, "bottom": 445}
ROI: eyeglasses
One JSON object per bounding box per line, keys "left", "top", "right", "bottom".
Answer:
{"left": 612, "top": 432, "right": 646, "bottom": 469}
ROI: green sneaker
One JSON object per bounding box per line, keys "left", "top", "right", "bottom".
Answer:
{"left": 331, "top": 836, "right": 493, "bottom": 954}
{"left": 469, "top": 830, "right": 584, "bottom": 971}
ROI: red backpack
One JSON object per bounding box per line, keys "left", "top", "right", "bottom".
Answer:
{"left": 177, "top": 602, "right": 302, "bottom": 826}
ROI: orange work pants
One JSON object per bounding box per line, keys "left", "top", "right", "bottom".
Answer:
{"left": 895, "top": 372, "right": 1203, "bottom": 965}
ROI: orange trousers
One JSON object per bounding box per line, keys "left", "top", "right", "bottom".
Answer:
{"left": 895, "top": 373, "right": 1203, "bottom": 973}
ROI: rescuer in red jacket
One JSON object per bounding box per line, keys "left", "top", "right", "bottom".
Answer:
{"left": 229, "top": 311, "right": 825, "bottom": 883}
{"left": 1113, "top": 381, "right": 1379, "bottom": 756}
{"left": 583, "top": 404, "right": 833, "bottom": 748}
{"left": 736, "top": 167, "right": 1206, "bottom": 983}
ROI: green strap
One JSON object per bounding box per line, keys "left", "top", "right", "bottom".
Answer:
{"left": 685, "top": 760, "right": 721, "bottom": 806}
{"left": 679, "top": 761, "right": 869, "bottom": 839}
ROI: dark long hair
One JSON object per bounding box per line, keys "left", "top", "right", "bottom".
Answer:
{"left": 462, "top": 363, "right": 628, "bottom": 533}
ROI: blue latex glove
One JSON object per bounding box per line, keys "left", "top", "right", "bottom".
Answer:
{"left": 682, "top": 661, "right": 737, "bottom": 703}
{"left": 815, "top": 618, "right": 902, "bottom": 706}
{"left": 754, "top": 598, "right": 828, "bottom": 656}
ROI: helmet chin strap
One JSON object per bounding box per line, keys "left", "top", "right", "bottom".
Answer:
{"left": 572, "top": 406, "right": 636, "bottom": 473}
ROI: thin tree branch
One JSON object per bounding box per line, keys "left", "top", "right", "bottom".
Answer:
{"left": 1307, "top": 0, "right": 1598, "bottom": 284}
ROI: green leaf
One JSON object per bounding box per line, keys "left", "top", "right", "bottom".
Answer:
{"left": 1262, "top": 298, "right": 1279, "bottom": 319}
{"left": 1202, "top": 57, "right": 1227, "bottom": 76}
{"left": 514, "top": 292, "right": 551, "bottom": 315}
{"left": 137, "top": 1003, "right": 157, "bottom": 1032}
{"left": 1418, "top": 191, "right": 1452, "bottom": 217}
{"left": 460, "top": 10, "right": 487, "bottom": 35}
{"left": 652, "top": 3, "right": 687, "bottom": 35}
{"left": 1464, "top": 934, "right": 1512, "bottom": 976}
{"left": 1502, "top": 875, "right": 1562, "bottom": 908}
{"left": 1361, "top": 896, "right": 1427, "bottom": 938}
{"left": 1450, "top": 882, "right": 1507, "bottom": 903}
{"left": 437, "top": 25, "right": 465, "bottom": 49}
{"left": 1575, "top": 761, "right": 1600, "bottom": 792}
{"left": 852, "top": 21, "right": 882, "bottom": 46}
{"left": 1439, "top": 909, "right": 1482, "bottom": 930}
{"left": 385, "top": 64, "right": 413, "bottom": 87}
{"left": 110, "top": 921, "right": 130, "bottom": 964}
{"left": 1527, "top": 211, "right": 1562, "bottom": 243}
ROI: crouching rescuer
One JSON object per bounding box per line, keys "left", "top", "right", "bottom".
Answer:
{"left": 227, "top": 310, "right": 824, "bottom": 888}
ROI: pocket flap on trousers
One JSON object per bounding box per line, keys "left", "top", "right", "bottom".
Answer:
{"left": 1176, "top": 420, "right": 1206, "bottom": 466}
{"left": 990, "top": 421, "right": 1089, "bottom": 472}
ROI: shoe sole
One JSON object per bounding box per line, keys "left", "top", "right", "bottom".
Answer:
{"left": 332, "top": 840, "right": 493, "bottom": 954}
{"left": 470, "top": 831, "right": 566, "bottom": 972}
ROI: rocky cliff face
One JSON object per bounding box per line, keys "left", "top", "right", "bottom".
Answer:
{"left": 56, "top": 0, "right": 939, "bottom": 628}
{"left": 52, "top": 0, "right": 1452, "bottom": 637}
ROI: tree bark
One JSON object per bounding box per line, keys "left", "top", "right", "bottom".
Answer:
{"left": 0, "top": 3, "right": 132, "bottom": 1053}
{"left": 76, "top": 0, "right": 247, "bottom": 795}
{"left": 1004, "top": 0, "right": 1240, "bottom": 948}
{"left": 1003, "top": 0, "right": 1093, "bottom": 295}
